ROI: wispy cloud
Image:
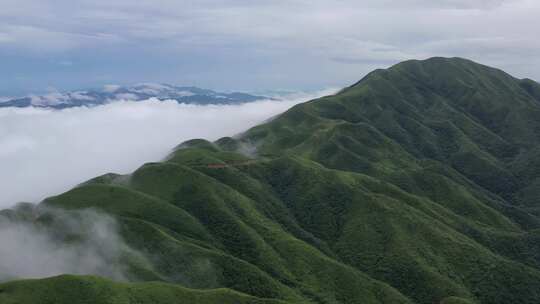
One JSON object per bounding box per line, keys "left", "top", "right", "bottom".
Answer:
{"left": 0, "top": 206, "right": 144, "bottom": 281}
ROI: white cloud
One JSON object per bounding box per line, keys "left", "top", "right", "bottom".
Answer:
{"left": 69, "top": 91, "right": 95, "bottom": 100}
{"left": 28, "top": 92, "right": 70, "bottom": 106}
{"left": 0, "top": 90, "right": 336, "bottom": 207}
{"left": 103, "top": 84, "right": 121, "bottom": 92}
{"left": 114, "top": 93, "right": 139, "bottom": 100}
{"left": 0, "top": 207, "right": 144, "bottom": 281}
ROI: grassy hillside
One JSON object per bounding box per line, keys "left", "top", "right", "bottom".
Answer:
{"left": 0, "top": 275, "right": 289, "bottom": 304}
{"left": 2, "top": 57, "right": 540, "bottom": 304}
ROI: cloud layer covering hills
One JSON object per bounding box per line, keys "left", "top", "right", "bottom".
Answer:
{"left": 0, "top": 89, "right": 336, "bottom": 207}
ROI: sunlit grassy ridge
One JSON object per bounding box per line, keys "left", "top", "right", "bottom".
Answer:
{"left": 2, "top": 57, "right": 540, "bottom": 304}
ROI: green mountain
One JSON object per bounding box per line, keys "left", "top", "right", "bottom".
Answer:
{"left": 2, "top": 57, "right": 540, "bottom": 304}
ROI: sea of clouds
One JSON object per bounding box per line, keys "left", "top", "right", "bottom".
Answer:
{"left": 0, "top": 89, "right": 336, "bottom": 208}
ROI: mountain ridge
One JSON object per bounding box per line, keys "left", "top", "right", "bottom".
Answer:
{"left": 2, "top": 57, "right": 540, "bottom": 304}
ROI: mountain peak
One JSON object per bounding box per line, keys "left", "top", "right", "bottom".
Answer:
{"left": 343, "top": 57, "right": 535, "bottom": 100}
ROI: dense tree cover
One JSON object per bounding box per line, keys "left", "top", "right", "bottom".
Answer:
{"left": 2, "top": 58, "right": 540, "bottom": 303}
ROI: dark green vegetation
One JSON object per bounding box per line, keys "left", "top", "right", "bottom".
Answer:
{"left": 2, "top": 57, "right": 540, "bottom": 303}
{"left": 0, "top": 275, "right": 287, "bottom": 304}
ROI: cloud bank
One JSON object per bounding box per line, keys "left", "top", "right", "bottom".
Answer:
{"left": 0, "top": 90, "right": 335, "bottom": 207}
{"left": 0, "top": 206, "right": 142, "bottom": 281}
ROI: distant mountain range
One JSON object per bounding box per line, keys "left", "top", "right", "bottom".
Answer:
{"left": 0, "top": 84, "right": 271, "bottom": 109}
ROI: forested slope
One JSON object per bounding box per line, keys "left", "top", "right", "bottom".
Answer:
{"left": 2, "top": 57, "right": 540, "bottom": 304}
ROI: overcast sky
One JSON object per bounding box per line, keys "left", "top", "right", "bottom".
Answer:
{"left": 1, "top": 0, "right": 538, "bottom": 95}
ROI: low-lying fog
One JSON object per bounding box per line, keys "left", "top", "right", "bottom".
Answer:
{"left": 0, "top": 89, "right": 336, "bottom": 208}
{"left": 0, "top": 207, "right": 140, "bottom": 282}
